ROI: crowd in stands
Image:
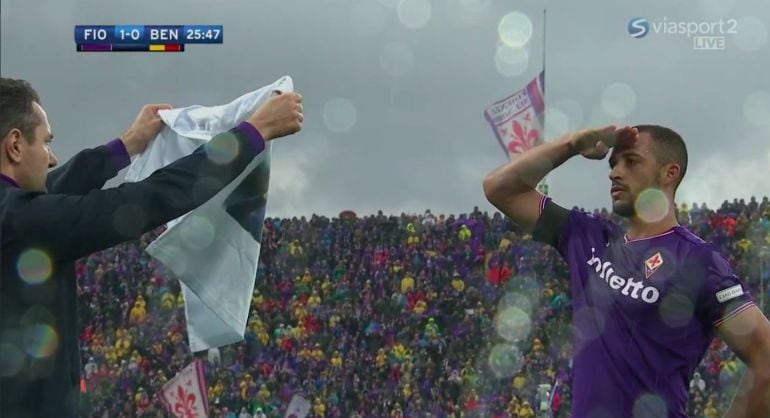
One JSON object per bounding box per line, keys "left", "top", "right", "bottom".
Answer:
{"left": 76, "top": 196, "right": 770, "bottom": 417}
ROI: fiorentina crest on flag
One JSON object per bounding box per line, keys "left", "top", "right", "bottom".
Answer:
{"left": 284, "top": 394, "right": 311, "bottom": 418}
{"left": 160, "top": 359, "right": 209, "bottom": 418}
{"left": 484, "top": 71, "right": 545, "bottom": 159}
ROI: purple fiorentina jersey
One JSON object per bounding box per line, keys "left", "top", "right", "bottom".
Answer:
{"left": 532, "top": 195, "right": 755, "bottom": 418}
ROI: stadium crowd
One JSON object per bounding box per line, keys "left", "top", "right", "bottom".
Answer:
{"left": 76, "top": 196, "right": 770, "bottom": 417}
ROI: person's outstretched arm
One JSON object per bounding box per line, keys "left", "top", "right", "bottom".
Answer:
{"left": 45, "top": 104, "right": 171, "bottom": 194}
{"left": 46, "top": 140, "right": 129, "bottom": 194}
{"left": 4, "top": 92, "right": 303, "bottom": 262}
{"left": 483, "top": 125, "right": 636, "bottom": 233}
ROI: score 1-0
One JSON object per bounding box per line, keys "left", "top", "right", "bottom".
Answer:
{"left": 115, "top": 25, "right": 144, "bottom": 42}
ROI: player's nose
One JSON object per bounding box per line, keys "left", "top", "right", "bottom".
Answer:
{"left": 48, "top": 151, "right": 58, "bottom": 168}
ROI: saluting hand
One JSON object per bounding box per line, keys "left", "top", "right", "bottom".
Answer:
{"left": 569, "top": 125, "right": 639, "bottom": 160}
{"left": 120, "top": 104, "right": 173, "bottom": 156}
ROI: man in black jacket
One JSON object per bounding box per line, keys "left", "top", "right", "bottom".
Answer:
{"left": 0, "top": 77, "right": 303, "bottom": 417}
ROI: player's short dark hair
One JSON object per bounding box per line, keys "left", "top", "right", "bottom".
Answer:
{"left": 634, "top": 124, "right": 688, "bottom": 188}
{"left": 0, "top": 77, "right": 42, "bottom": 143}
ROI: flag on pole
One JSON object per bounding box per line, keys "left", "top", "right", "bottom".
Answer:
{"left": 484, "top": 70, "right": 545, "bottom": 159}
{"left": 284, "top": 394, "right": 311, "bottom": 418}
{"left": 549, "top": 379, "right": 560, "bottom": 417}
{"left": 159, "top": 359, "right": 209, "bottom": 418}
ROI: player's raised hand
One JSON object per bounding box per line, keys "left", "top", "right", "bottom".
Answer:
{"left": 120, "top": 104, "right": 173, "bottom": 156}
{"left": 247, "top": 91, "right": 303, "bottom": 141}
{"left": 570, "top": 125, "right": 638, "bottom": 160}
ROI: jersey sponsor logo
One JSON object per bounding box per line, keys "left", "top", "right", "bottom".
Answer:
{"left": 644, "top": 251, "right": 664, "bottom": 279}
{"left": 587, "top": 248, "right": 661, "bottom": 304}
{"left": 715, "top": 284, "right": 743, "bottom": 303}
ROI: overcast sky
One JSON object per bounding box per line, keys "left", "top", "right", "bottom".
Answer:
{"left": 2, "top": 0, "right": 769, "bottom": 218}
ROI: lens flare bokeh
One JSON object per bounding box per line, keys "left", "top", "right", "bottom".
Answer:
{"left": 17, "top": 249, "right": 53, "bottom": 285}
{"left": 487, "top": 344, "right": 524, "bottom": 379}
{"left": 23, "top": 324, "right": 59, "bottom": 359}
{"left": 635, "top": 188, "right": 670, "bottom": 223}
{"left": 498, "top": 12, "right": 533, "bottom": 48}
{"left": 495, "top": 306, "right": 532, "bottom": 342}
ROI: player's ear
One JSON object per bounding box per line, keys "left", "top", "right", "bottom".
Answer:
{"left": 661, "top": 162, "right": 681, "bottom": 186}
{"left": 2, "top": 128, "right": 24, "bottom": 164}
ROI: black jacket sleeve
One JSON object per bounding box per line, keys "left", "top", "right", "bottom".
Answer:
{"left": 45, "top": 140, "right": 127, "bottom": 194}
{"left": 5, "top": 123, "right": 266, "bottom": 262}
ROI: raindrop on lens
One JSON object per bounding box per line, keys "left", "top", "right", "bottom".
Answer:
{"left": 635, "top": 188, "right": 669, "bottom": 223}
{"left": 17, "top": 249, "right": 53, "bottom": 285}
{"left": 498, "top": 12, "right": 533, "bottom": 47}
{"left": 495, "top": 307, "right": 532, "bottom": 342}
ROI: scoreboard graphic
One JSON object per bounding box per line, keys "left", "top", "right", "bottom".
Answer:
{"left": 74, "top": 25, "right": 222, "bottom": 52}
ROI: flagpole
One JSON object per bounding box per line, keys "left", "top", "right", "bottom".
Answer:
{"left": 542, "top": 8, "right": 547, "bottom": 73}
{"left": 538, "top": 8, "right": 549, "bottom": 197}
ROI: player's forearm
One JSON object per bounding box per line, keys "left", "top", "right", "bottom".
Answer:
{"left": 483, "top": 133, "right": 577, "bottom": 196}
{"left": 723, "top": 367, "right": 770, "bottom": 418}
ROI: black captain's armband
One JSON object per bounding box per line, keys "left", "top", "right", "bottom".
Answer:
{"left": 532, "top": 199, "right": 570, "bottom": 247}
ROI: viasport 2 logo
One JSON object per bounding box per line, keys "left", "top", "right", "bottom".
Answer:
{"left": 627, "top": 16, "right": 738, "bottom": 50}
{"left": 628, "top": 17, "right": 650, "bottom": 38}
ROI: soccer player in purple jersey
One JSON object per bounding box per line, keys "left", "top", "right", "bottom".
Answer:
{"left": 483, "top": 125, "right": 770, "bottom": 417}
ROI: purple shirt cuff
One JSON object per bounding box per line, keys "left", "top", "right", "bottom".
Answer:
{"left": 233, "top": 121, "right": 266, "bottom": 154}
{"left": 106, "top": 139, "right": 131, "bottom": 171}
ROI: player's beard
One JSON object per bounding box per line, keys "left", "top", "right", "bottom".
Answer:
{"left": 613, "top": 174, "right": 662, "bottom": 218}
{"left": 613, "top": 200, "right": 635, "bottom": 217}
{"left": 612, "top": 192, "right": 636, "bottom": 217}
